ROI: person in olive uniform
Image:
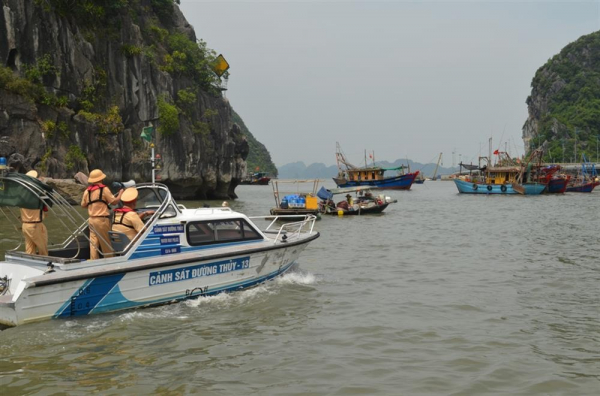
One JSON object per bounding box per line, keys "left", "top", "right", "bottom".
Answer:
{"left": 81, "top": 169, "right": 123, "bottom": 260}
{"left": 20, "top": 170, "right": 48, "bottom": 255}
{"left": 112, "top": 188, "right": 154, "bottom": 241}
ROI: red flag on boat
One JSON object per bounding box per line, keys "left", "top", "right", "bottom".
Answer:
{"left": 493, "top": 149, "right": 499, "bottom": 155}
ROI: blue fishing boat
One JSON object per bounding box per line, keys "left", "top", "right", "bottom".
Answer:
{"left": 453, "top": 178, "right": 545, "bottom": 195}
{"left": 454, "top": 148, "right": 546, "bottom": 195}
{"left": 333, "top": 143, "right": 418, "bottom": 190}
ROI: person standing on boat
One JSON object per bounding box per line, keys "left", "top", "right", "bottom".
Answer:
{"left": 112, "top": 188, "right": 154, "bottom": 241}
{"left": 81, "top": 169, "right": 123, "bottom": 260}
{"left": 20, "top": 170, "right": 48, "bottom": 256}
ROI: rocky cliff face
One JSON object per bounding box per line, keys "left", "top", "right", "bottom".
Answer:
{"left": 522, "top": 31, "right": 600, "bottom": 161}
{"left": 0, "top": 0, "right": 248, "bottom": 199}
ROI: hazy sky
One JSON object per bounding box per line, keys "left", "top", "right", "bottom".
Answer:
{"left": 179, "top": 0, "right": 599, "bottom": 167}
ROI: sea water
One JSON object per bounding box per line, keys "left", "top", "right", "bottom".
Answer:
{"left": 0, "top": 181, "right": 599, "bottom": 394}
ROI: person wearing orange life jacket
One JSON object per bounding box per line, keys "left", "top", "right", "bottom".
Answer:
{"left": 81, "top": 169, "right": 123, "bottom": 260}
{"left": 20, "top": 170, "right": 49, "bottom": 255}
{"left": 112, "top": 188, "right": 154, "bottom": 241}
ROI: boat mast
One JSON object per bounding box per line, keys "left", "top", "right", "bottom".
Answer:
{"left": 335, "top": 142, "right": 357, "bottom": 172}
{"left": 487, "top": 137, "right": 492, "bottom": 181}
{"left": 432, "top": 152, "right": 442, "bottom": 180}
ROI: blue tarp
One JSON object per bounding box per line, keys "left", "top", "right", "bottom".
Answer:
{"left": 317, "top": 186, "right": 333, "bottom": 201}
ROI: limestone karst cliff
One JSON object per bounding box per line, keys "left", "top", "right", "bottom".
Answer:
{"left": 0, "top": 0, "right": 261, "bottom": 199}
{"left": 522, "top": 30, "right": 600, "bottom": 162}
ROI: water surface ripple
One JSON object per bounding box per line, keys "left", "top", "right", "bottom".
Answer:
{"left": 0, "top": 181, "right": 599, "bottom": 395}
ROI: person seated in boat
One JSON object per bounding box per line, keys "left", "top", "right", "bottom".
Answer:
{"left": 20, "top": 170, "right": 49, "bottom": 256}
{"left": 112, "top": 188, "right": 155, "bottom": 242}
{"left": 320, "top": 198, "right": 336, "bottom": 212}
{"left": 346, "top": 194, "right": 353, "bottom": 205}
{"left": 81, "top": 169, "right": 124, "bottom": 260}
{"left": 336, "top": 200, "right": 349, "bottom": 210}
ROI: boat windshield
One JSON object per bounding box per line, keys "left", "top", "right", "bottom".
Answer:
{"left": 137, "top": 187, "right": 165, "bottom": 208}
{"left": 136, "top": 184, "right": 179, "bottom": 218}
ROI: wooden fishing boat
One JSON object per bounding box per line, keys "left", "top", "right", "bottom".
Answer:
{"left": 333, "top": 143, "right": 418, "bottom": 190}
{"left": 535, "top": 165, "right": 570, "bottom": 194}
{"left": 0, "top": 170, "right": 319, "bottom": 327}
{"left": 566, "top": 180, "right": 599, "bottom": 193}
{"left": 564, "top": 158, "right": 599, "bottom": 192}
{"left": 454, "top": 147, "right": 546, "bottom": 195}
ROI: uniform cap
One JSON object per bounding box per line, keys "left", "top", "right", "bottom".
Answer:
{"left": 121, "top": 187, "right": 138, "bottom": 203}
{"left": 88, "top": 169, "right": 107, "bottom": 183}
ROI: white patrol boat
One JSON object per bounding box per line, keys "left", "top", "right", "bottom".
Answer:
{"left": 0, "top": 171, "right": 319, "bottom": 327}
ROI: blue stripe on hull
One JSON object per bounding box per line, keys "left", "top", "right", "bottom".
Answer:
{"left": 453, "top": 179, "right": 516, "bottom": 194}
{"left": 54, "top": 261, "right": 297, "bottom": 318}
{"left": 55, "top": 274, "right": 126, "bottom": 318}
{"left": 336, "top": 174, "right": 416, "bottom": 189}
{"left": 453, "top": 179, "right": 545, "bottom": 195}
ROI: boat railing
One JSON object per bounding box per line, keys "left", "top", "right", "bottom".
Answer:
{"left": 0, "top": 173, "right": 91, "bottom": 257}
{"left": 0, "top": 177, "right": 178, "bottom": 260}
{"left": 250, "top": 214, "right": 317, "bottom": 244}
{"left": 111, "top": 184, "right": 175, "bottom": 255}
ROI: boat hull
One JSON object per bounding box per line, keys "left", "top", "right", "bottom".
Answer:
{"left": 546, "top": 178, "right": 569, "bottom": 193}
{"left": 0, "top": 237, "right": 317, "bottom": 327}
{"left": 566, "top": 182, "right": 598, "bottom": 193}
{"left": 453, "top": 179, "right": 546, "bottom": 195}
{"left": 325, "top": 202, "right": 389, "bottom": 215}
{"left": 334, "top": 172, "right": 418, "bottom": 190}
{"left": 239, "top": 177, "right": 270, "bottom": 185}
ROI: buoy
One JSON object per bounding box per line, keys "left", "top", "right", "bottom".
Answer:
{"left": 337, "top": 210, "right": 344, "bottom": 216}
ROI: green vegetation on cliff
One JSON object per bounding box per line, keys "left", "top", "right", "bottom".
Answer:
{"left": 527, "top": 31, "right": 600, "bottom": 162}
{"left": 231, "top": 110, "right": 278, "bottom": 177}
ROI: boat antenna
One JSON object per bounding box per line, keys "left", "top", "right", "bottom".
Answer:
{"left": 140, "top": 123, "right": 160, "bottom": 184}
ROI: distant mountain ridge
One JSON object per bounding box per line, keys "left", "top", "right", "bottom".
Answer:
{"left": 278, "top": 160, "right": 458, "bottom": 179}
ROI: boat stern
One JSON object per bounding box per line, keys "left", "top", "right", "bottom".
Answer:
{"left": 0, "top": 294, "right": 17, "bottom": 328}
{"left": 0, "top": 260, "right": 46, "bottom": 327}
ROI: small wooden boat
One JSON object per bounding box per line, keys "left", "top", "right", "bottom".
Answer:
{"left": 239, "top": 172, "right": 271, "bottom": 185}
{"left": 317, "top": 186, "right": 395, "bottom": 215}
{"left": 269, "top": 179, "right": 321, "bottom": 221}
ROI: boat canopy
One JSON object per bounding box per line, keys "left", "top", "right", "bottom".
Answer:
{"left": 0, "top": 172, "right": 54, "bottom": 209}
{"left": 322, "top": 186, "right": 374, "bottom": 196}
{"left": 459, "top": 163, "right": 480, "bottom": 171}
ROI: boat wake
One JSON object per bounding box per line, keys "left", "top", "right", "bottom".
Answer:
{"left": 184, "top": 267, "right": 318, "bottom": 309}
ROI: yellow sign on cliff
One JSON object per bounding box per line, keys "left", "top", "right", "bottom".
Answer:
{"left": 212, "top": 54, "right": 230, "bottom": 77}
